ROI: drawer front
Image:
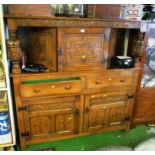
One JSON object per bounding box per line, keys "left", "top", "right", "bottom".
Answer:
{"left": 87, "top": 75, "right": 133, "bottom": 89}
{"left": 20, "top": 80, "right": 82, "bottom": 98}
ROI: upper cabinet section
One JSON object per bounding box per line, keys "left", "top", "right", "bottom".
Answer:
{"left": 58, "top": 28, "right": 110, "bottom": 71}
{"left": 4, "top": 4, "right": 144, "bottom": 74}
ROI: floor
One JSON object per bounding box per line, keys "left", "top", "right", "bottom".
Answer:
{"left": 14, "top": 125, "right": 155, "bottom": 151}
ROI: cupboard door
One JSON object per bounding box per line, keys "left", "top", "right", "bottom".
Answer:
{"left": 84, "top": 92, "right": 134, "bottom": 132}
{"left": 58, "top": 28, "right": 111, "bottom": 71}
{"left": 21, "top": 96, "right": 82, "bottom": 144}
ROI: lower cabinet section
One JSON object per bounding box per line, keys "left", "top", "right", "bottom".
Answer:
{"left": 21, "top": 96, "right": 83, "bottom": 145}
{"left": 84, "top": 91, "right": 134, "bottom": 132}
{"left": 13, "top": 71, "right": 138, "bottom": 148}
{"left": 18, "top": 91, "right": 134, "bottom": 148}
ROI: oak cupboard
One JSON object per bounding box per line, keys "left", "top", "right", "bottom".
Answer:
{"left": 5, "top": 15, "right": 142, "bottom": 149}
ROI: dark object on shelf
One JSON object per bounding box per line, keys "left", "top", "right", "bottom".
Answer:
{"left": 142, "top": 4, "right": 155, "bottom": 20}
{"left": 111, "top": 56, "right": 133, "bottom": 68}
{"left": 22, "top": 64, "right": 47, "bottom": 73}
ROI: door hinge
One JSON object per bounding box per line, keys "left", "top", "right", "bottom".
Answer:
{"left": 85, "top": 107, "right": 90, "bottom": 113}
{"left": 18, "top": 106, "right": 28, "bottom": 111}
{"left": 124, "top": 116, "right": 131, "bottom": 122}
{"left": 128, "top": 94, "right": 135, "bottom": 99}
{"left": 75, "top": 109, "right": 80, "bottom": 115}
{"left": 21, "top": 132, "right": 30, "bottom": 137}
{"left": 58, "top": 49, "right": 63, "bottom": 56}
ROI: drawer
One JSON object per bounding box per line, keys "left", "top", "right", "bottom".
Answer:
{"left": 87, "top": 75, "right": 133, "bottom": 89}
{"left": 20, "top": 77, "right": 83, "bottom": 98}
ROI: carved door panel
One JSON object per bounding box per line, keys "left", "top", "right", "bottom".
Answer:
{"left": 84, "top": 91, "right": 134, "bottom": 132}
{"left": 21, "top": 96, "right": 81, "bottom": 144}
{"left": 58, "top": 28, "right": 111, "bottom": 71}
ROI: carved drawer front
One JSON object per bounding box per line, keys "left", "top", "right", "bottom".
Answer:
{"left": 58, "top": 28, "right": 111, "bottom": 71}
{"left": 20, "top": 77, "right": 83, "bottom": 98}
{"left": 87, "top": 74, "right": 133, "bottom": 90}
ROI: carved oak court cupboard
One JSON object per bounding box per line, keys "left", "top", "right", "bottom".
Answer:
{"left": 4, "top": 15, "right": 142, "bottom": 149}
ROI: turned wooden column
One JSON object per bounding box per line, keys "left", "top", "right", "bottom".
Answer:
{"left": 6, "top": 19, "right": 22, "bottom": 74}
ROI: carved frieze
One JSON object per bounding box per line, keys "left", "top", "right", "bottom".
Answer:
{"left": 28, "top": 102, "right": 75, "bottom": 112}
{"left": 90, "top": 95, "right": 127, "bottom": 105}
{"left": 4, "top": 17, "right": 141, "bottom": 29}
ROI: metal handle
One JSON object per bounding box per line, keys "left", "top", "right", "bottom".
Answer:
{"left": 67, "top": 116, "right": 72, "bottom": 120}
{"left": 51, "top": 85, "right": 56, "bottom": 88}
{"left": 108, "top": 77, "right": 112, "bottom": 81}
{"left": 81, "top": 55, "right": 86, "bottom": 59}
{"left": 103, "top": 106, "right": 107, "bottom": 110}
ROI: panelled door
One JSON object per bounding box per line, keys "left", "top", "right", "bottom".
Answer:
{"left": 84, "top": 91, "right": 134, "bottom": 132}
{"left": 20, "top": 95, "right": 82, "bottom": 144}
{"left": 58, "top": 28, "right": 111, "bottom": 71}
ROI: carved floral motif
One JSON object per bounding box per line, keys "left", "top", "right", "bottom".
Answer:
{"left": 90, "top": 95, "right": 126, "bottom": 105}
{"left": 29, "top": 102, "right": 74, "bottom": 112}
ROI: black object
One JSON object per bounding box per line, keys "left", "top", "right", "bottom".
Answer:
{"left": 142, "top": 4, "right": 155, "bottom": 20}
{"left": 22, "top": 64, "right": 47, "bottom": 72}
{"left": 111, "top": 56, "right": 133, "bottom": 68}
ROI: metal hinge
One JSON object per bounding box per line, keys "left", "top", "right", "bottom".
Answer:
{"left": 128, "top": 94, "right": 135, "bottom": 99}
{"left": 75, "top": 109, "right": 80, "bottom": 115}
{"left": 124, "top": 116, "right": 131, "bottom": 122}
{"left": 21, "top": 132, "right": 30, "bottom": 137}
{"left": 18, "top": 106, "right": 28, "bottom": 111}
{"left": 85, "top": 107, "right": 90, "bottom": 113}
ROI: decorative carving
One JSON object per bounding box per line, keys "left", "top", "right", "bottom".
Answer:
{"left": 15, "top": 18, "right": 141, "bottom": 29}
{"left": 29, "top": 102, "right": 74, "bottom": 112}
{"left": 90, "top": 95, "right": 126, "bottom": 105}
{"left": 65, "top": 35, "right": 103, "bottom": 65}
{"left": 6, "top": 30, "right": 22, "bottom": 74}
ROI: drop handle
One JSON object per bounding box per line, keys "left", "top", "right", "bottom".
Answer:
{"left": 33, "top": 89, "right": 41, "bottom": 93}
{"left": 51, "top": 85, "right": 56, "bottom": 88}
{"left": 67, "top": 116, "right": 72, "bottom": 120}
{"left": 103, "top": 106, "right": 107, "bottom": 110}
{"left": 65, "top": 85, "right": 72, "bottom": 90}
{"left": 108, "top": 77, "right": 112, "bottom": 81}
{"left": 81, "top": 55, "right": 86, "bottom": 59}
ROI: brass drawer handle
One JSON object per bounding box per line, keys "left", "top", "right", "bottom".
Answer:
{"left": 33, "top": 89, "right": 41, "bottom": 93}
{"left": 51, "top": 85, "right": 56, "bottom": 88}
{"left": 91, "top": 95, "right": 96, "bottom": 98}
{"left": 65, "top": 85, "right": 72, "bottom": 90}
{"left": 108, "top": 77, "right": 112, "bottom": 81}
{"left": 67, "top": 116, "right": 72, "bottom": 120}
{"left": 95, "top": 80, "right": 101, "bottom": 85}
{"left": 81, "top": 55, "right": 86, "bottom": 59}
{"left": 103, "top": 106, "right": 107, "bottom": 110}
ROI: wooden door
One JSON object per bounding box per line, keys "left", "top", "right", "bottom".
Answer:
{"left": 84, "top": 91, "right": 134, "bottom": 132}
{"left": 58, "top": 28, "right": 111, "bottom": 71}
{"left": 21, "top": 95, "right": 82, "bottom": 145}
